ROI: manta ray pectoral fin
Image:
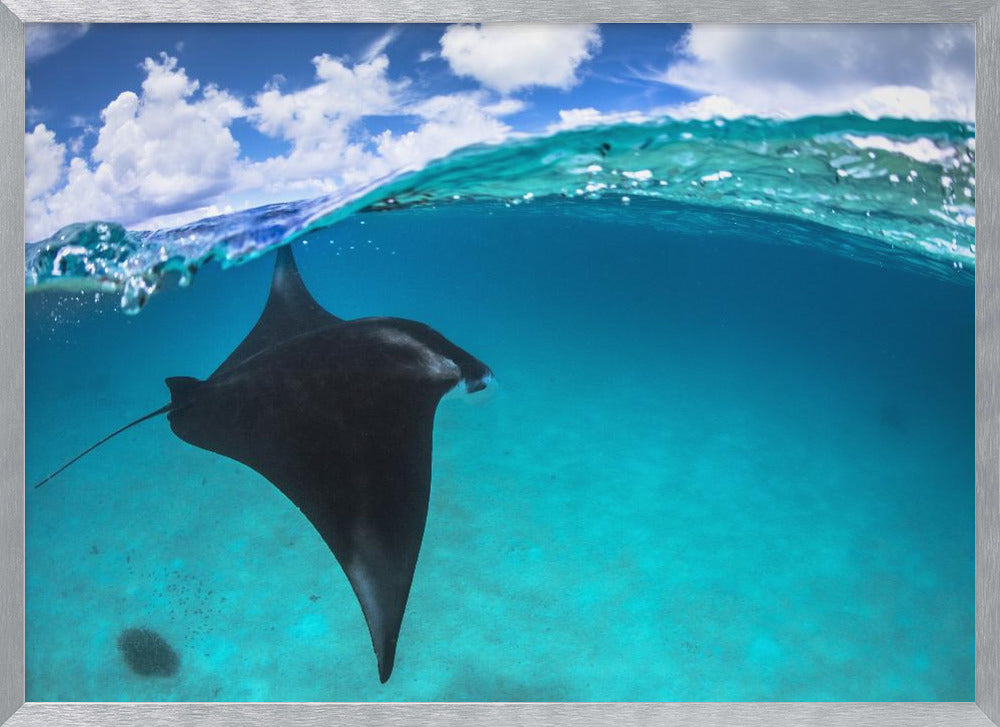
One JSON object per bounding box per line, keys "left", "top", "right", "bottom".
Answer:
{"left": 165, "top": 367, "right": 443, "bottom": 683}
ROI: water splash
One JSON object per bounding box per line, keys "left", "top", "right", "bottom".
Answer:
{"left": 25, "top": 113, "right": 974, "bottom": 314}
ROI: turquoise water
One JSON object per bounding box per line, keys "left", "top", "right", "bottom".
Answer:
{"left": 25, "top": 117, "right": 974, "bottom": 701}
{"left": 26, "top": 115, "right": 975, "bottom": 308}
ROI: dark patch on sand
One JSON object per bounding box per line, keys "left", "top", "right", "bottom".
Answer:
{"left": 117, "top": 627, "right": 180, "bottom": 677}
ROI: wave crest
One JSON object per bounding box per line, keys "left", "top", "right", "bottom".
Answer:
{"left": 25, "top": 113, "right": 975, "bottom": 313}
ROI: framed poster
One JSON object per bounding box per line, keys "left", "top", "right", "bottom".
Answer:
{"left": 2, "top": 3, "right": 998, "bottom": 726}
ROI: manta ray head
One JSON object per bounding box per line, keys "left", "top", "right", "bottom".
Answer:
{"left": 374, "top": 319, "right": 494, "bottom": 394}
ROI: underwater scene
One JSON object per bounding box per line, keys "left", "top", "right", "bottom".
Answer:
{"left": 24, "top": 24, "right": 974, "bottom": 701}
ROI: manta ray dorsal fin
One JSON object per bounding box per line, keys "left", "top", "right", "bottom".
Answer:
{"left": 212, "top": 245, "right": 341, "bottom": 378}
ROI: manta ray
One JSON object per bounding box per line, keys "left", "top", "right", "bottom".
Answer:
{"left": 35, "top": 244, "right": 493, "bottom": 682}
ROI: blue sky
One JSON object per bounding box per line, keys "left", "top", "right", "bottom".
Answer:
{"left": 24, "top": 23, "right": 974, "bottom": 241}
{"left": 25, "top": 24, "right": 694, "bottom": 164}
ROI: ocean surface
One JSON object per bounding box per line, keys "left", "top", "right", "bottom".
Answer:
{"left": 25, "top": 114, "right": 974, "bottom": 701}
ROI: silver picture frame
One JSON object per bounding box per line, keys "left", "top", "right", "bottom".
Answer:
{"left": 2, "top": 2, "right": 997, "bottom": 725}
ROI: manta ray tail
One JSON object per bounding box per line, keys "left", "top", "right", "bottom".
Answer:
{"left": 33, "top": 402, "right": 173, "bottom": 489}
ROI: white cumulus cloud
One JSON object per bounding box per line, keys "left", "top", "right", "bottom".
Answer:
{"left": 25, "top": 54, "right": 245, "bottom": 239}
{"left": 250, "top": 54, "right": 404, "bottom": 151}
{"left": 374, "top": 92, "right": 521, "bottom": 173}
{"left": 657, "top": 24, "right": 974, "bottom": 121}
{"left": 25, "top": 124, "right": 66, "bottom": 201}
{"left": 25, "top": 49, "right": 525, "bottom": 240}
{"left": 241, "top": 59, "right": 521, "bottom": 202}
{"left": 239, "top": 53, "right": 409, "bottom": 200}
{"left": 546, "top": 107, "right": 650, "bottom": 133}
{"left": 440, "top": 24, "right": 601, "bottom": 94}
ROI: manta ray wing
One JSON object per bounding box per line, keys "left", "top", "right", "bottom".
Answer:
{"left": 166, "top": 332, "right": 456, "bottom": 682}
